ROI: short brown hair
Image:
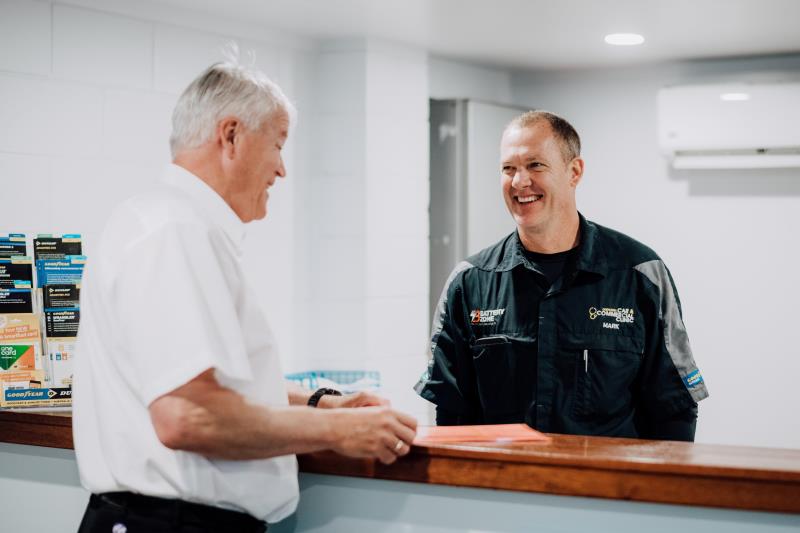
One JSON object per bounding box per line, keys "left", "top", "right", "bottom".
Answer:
{"left": 505, "top": 110, "right": 581, "bottom": 163}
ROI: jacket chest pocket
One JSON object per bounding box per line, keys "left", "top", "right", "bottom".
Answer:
{"left": 558, "top": 334, "right": 643, "bottom": 421}
{"left": 470, "top": 334, "right": 536, "bottom": 419}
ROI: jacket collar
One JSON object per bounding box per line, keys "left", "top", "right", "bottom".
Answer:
{"left": 573, "top": 214, "right": 608, "bottom": 275}
{"left": 495, "top": 213, "right": 607, "bottom": 276}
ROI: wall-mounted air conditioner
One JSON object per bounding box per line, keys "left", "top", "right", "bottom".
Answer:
{"left": 657, "top": 82, "right": 800, "bottom": 169}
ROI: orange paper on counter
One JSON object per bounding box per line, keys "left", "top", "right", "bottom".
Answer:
{"left": 414, "top": 423, "right": 549, "bottom": 444}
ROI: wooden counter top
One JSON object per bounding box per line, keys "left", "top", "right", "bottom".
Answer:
{"left": 0, "top": 410, "right": 73, "bottom": 449}
{"left": 2, "top": 410, "right": 799, "bottom": 513}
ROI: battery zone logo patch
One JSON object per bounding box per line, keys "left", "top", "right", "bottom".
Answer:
{"left": 470, "top": 308, "right": 505, "bottom": 325}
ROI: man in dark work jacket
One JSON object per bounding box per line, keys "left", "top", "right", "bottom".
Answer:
{"left": 415, "top": 110, "right": 708, "bottom": 441}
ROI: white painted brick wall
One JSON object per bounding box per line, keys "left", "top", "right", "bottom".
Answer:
{"left": 0, "top": 74, "right": 103, "bottom": 157}
{"left": 0, "top": 0, "right": 51, "bottom": 76}
{"left": 308, "top": 300, "right": 366, "bottom": 364}
{"left": 428, "top": 55, "right": 515, "bottom": 104}
{"left": 0, "top": 153, "right": 52, "bottom": 230}
{"left": 102, "top": 89, "right": 176, "bottom": 163}
{"left": 314, "top": 49, "right": 366, "bottom": 115}
{"left": 46, "top": 156, "right": 139, "bottom": 254}
{"left": 154, "top": 24, "right": 234, "bottom": 95}
{"left": 364, "top": 296, "right": 429, "bottom": 358}
{"left": 312, "top": 113, "right": 366, "bottom": 176}
{"left": 311, "top": 179, "right": 365, "bottom": 237}
{"left": 300, "top": 39, "right": 431, "bottom": 420}
{"left": 313, "top": 237, "right": 366, "bottom": 300}
{"left": 366, "top": 46, "right": 428, "bottom": 118}
{"left": 153, "top": 25, "right": 281, "bottom": 96}
{"left": 53, "top": 4, "right": 153, "bottom": 89}
{"left": 365, "top": 237, "right": 428, "bottom": 299}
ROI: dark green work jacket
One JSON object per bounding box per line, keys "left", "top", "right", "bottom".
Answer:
{"left": 415, "top": 215, "right": 708, "bottom": 441}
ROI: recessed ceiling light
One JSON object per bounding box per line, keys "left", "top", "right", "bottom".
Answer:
{"left": 604, "top": 33, "right": 645, "bottom": 46}
{"left": 720, "top": 92, "right": 751, "bottom": 102}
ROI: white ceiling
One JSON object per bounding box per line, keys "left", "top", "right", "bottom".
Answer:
{"left": 148, "top": 0, "right": 800, "bottom": 70}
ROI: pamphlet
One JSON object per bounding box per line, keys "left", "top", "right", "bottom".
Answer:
{"left": 0, "top": 257, "right": 34, "bottom": 313}
{"left": 413, "top": 424, "right": 550, "bottom": 445}
{"left": 32, "top": 234, "right": 82, "bottom": 262}
{"left": 36, "top": 255, "right": 86, "bottom": 288}
{"left": 44, "top": 308, "right": 80, "bottom": 338}
{"left": 0, "top": 314, "right": 42, "bottom": 370}
{"left": 42, "top": 284, "right": 80, "bottom": 309}
{"left": 0, "top": 234, "right": 27, "bottom": 258}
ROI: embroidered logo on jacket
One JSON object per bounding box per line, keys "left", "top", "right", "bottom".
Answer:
{"left": 683, "top": 369, "right": 704, "bottom": 388}
{"left": 470, "top": 308, "right": 505, "bottom": 325}
{"left": 588, "top": 306, "right": 635, "bottom": 323}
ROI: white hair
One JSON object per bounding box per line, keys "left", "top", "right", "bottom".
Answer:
{"left": 169, "top": 45, "right": 295, "bottom": 158}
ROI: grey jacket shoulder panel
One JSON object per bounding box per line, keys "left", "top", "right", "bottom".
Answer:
{"left": 590, "top": 222, "right": 660, "bottom": 272}
{"left": 634, "top": 259, "right": 709, "bottom": 403}
{"left": 414, "top": 260, "right": 475, "bottom": 396}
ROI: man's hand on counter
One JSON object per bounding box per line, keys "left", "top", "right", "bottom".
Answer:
{"left": 314, "top": 391, "right": 418, "bottom": 465}
{"left": 326, "top": 406, "right": 417, "bottom": 465}
{"left": 282, "top": 380, "right": 416, "bottom": 463}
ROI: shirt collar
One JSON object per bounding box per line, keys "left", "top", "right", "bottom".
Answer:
{"left": 160, "top": 163, "right": 247, "bottom": 247}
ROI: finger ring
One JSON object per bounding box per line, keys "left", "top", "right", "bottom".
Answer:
{"left": 394, "top": 439, "right": 404, "bottom": 452}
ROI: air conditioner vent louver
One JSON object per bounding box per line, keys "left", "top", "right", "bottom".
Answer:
{"left": 657, "top": 83, "right": 800, "bottom": 169}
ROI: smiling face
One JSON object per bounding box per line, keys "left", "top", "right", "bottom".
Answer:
{"left": 500, "top": 120, "right": 584, "bottom": 248}
{"left": 223, "top": 108, "right": 289, "bottom": 223}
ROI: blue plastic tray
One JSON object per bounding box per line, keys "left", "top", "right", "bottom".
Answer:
{"left": 285, "top": 370, "right": 380, "bottom": 392}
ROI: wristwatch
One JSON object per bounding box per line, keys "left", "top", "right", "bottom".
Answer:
{"left": 307, "top": 387, "right": 342, "bottom": 407}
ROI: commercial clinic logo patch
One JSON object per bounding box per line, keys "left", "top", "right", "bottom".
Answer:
{"left": 588, "top": 306, "right": 635, "bottom": 323}
{"left": 470, "top": 308, "right": 505, "bottom": 325}
{"left": 589, "top": 306, "right": 634, "bottom": 330}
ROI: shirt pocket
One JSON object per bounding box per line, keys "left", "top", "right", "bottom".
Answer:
{"left": 558, "top": 333, "right": 644, "bottom": 421}
{"left": 470, "top": 334, "right": 536, "bottom": 418}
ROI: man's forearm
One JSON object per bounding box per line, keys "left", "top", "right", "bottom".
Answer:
{"left": 151, "top": 376, "right": 337, "bottom": 459}
{"left": 149, "top": 369, "right": 417, "bottom": 463}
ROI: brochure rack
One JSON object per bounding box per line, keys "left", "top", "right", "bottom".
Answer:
{"left": 0, "top": 234, "right": 83, "bottom": 409}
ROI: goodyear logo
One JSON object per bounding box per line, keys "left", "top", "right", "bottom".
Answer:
{"left": 683, "top": 370, "right": 704, "bottom": 388}
{"left": 3, "top": 388, "right": 71, "bottom": 401}
{"left": 5, "top": 389, "right": 49, "bottom": 400}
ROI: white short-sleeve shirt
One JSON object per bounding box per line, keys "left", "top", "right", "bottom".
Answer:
{"left": 73, "top": 164, "right": 299, "bottom": 522}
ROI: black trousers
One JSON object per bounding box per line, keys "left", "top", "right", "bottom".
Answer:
{"left": 77, "top": 493, "right": 267, "bottom": 533}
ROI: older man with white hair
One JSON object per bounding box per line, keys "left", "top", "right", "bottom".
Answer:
{"left": 73, "top": 59, "right": 416, "bottom": 533}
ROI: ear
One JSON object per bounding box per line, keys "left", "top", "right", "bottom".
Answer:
{"left": 569, "top": 157, "right": 585, "bottom": 188}
{"left": 217, "top": 117, "right": 240, "bottom": 160}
